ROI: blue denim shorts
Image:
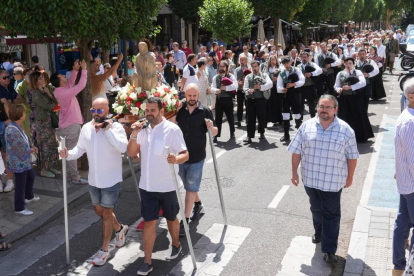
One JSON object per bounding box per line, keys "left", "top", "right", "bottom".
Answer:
{"left": 88, "top": 183, "right": 120, "bottom": 208}
{"left": 178, "top": 160, "right": 205, "bottom": 192}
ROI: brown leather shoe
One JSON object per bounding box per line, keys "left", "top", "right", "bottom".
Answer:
{"left": 392, "top": 269, "right": 404, "bottom": 276}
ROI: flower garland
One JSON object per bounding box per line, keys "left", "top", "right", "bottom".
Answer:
{"left": 112, "top": 83, "right": 180, "bottom": 117}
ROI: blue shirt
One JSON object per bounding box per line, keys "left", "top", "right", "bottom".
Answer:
{"left": 287, "top": 116, "right": 359, "bottom": 192}
{"left": 172, "top": 49, "right": 186, "bottom": 70}
{"left": 0, "top": 84, "right": 18, "bottom": 101}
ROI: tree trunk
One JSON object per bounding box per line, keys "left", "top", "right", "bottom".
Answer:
{"left": 194, "top": 17, "right": 200, "bottom": 54}
{"left": 102, "top": 49, "right": 110, "bottom": 64}
{"left": 386, "top": 10, "right": 391, "bottom": 30}
{"left": 76, "top": 39, "right": 93, "bottom": 170}
{"left": 273, "top": 18, "right": 280, "bottom": 45}
{"left": 302, "top": 26, "right": 308, "bottom": 46}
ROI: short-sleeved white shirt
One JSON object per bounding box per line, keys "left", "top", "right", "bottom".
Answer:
{"left": 183, "top": 64, "right": 198, "bottom": 91}
{"left": 137, "top": 117, "right": 187, "bottom": 192}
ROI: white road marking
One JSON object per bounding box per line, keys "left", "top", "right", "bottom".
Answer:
{"left": 206, "top": 150, "right": 227, "bottom": 163}
{"left": 3, "top": 209, "right": 101, "bottom": 276}
{"left": 276, "top": 236, "right": 332, "bottom": 276}
{"left": 168, "top": 223, "right": 251, "bottom": 276}
{"left": 268, "top": 185, "right": 290, "bottom": 209}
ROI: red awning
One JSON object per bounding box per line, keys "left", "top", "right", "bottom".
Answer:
{"left": 5, "top": 35, "right": 63, "bottom": 45}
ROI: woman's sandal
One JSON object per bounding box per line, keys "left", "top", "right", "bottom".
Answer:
{"left": 0, "top": 242, "right": 12, "bottom": 251}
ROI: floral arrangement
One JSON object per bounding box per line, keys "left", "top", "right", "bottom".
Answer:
{"left": 112, "top": 83, "right": 180, "bottom": 117}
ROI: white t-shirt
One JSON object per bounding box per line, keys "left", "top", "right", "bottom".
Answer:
{"left": 137, "top": 118, "right": 187, "bottom": 192}
{"left": 183, "top": 64, "right": 198, "bottom": 91}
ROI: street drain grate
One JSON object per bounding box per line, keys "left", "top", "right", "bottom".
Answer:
{"left": 200, "top": 177, "right": 235, "bottom": 191}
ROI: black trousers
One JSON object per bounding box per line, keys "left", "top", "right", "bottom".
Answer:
{"left": 237, "top": 90, "right": 247, "bottom": 122}
{"left": 282, "top": 89, "right": 301, "bottom": 121}
{"left": 215, "top": 97, "right": 235, "bottom": 137}
{"left": 300, "top": 85, "right": 317, "bottom": 118}
{"left": 316, "top": 73, "right": 335, "bottom": 98}
{"left": 362, "top": 83, "right": 372, "bottom": 112}
{"left": 246, "top": 98, "right": 266, "bottom": 138}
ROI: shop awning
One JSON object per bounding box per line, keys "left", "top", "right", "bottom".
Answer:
{"left": 5, "top": 35, "right": 63, "bottom": 45}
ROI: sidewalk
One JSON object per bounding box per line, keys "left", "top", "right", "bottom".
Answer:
{"left": 345, "top": 110, "right": 402, "bottom": 276}
{"left": 0, "top": 156, "right": 140, "bottom": 244}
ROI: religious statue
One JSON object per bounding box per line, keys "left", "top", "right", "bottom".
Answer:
{"left": 135, "top": 41, "right": 158, "bottom": 91}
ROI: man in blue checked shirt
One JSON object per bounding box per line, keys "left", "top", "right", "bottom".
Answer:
{"left": 392, "top": 78, "right": 414, "bottom": 276}
{"left": 287, "top": 94, "right": 359, "bottom": 264}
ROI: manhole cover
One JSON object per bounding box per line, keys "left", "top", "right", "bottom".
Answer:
{"left": 200, "top": 177, "right": 235, "bottom": 191}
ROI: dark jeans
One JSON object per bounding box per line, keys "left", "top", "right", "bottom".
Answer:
{"left": 316, "top": 73, "right": 336, "bottom": 99}
{"left": 237, "top": 90, "right": 247, "bottom": 122}
{"left": 393, "top": 193, "right": 414, "bottom": 270}
{"left": 15, "top": 168, "right": 35, "bottom": 212}
{"left": 215, "top": 97, "right": 235, "bottom": 137}
{"left": 305, "top": 186, "right": 342, "bottom": 254}
{"left": 246, "top": 98, "right": 266, "bottom": 138}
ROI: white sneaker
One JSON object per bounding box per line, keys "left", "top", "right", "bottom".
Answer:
{"left": 115, "top": 224, "right": 129, "bottom": 248}
{"left": 15, "top": 208, "right": 33, "bottom": 215}
{"left": 25, "top": 196, "right": 40, "bottom": 204}
{"left": 92, "top": 249, "right": 111, "bottom": 266}
{"left": 4, "top": 180, "right": 14, "bottom": 192}
{"left": 0, "top": 180, "right": 3, "bottom": 193}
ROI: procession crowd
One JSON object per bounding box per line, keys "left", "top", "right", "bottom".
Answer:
{"left": 0, "top": 27, "right": 414, "bottom": 276}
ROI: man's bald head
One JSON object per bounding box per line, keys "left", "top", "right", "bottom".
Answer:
{"left": 185, "top": 83, "right": 199, "bottom": 107}
{"left": 92, "top": 98, "right": 109, "bottom": 121}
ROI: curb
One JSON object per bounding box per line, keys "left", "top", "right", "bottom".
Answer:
{"left": 7, "top": 162, "right": 140, "bottom": 244}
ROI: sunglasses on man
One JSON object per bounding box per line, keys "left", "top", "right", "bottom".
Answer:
{"left": 90, "top": 108, "right": 105, "bottom": 114}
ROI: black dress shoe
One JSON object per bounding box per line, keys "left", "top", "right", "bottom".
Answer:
{"left": 323, "top": 252, "right": 337, "bottom": 263}
{"left": 230, "top": 133, "right": 235, "bottom": 139}
{"left": 280, "top": 135, "right": 290, "bottom": 142}
{"left": 213, "top": 137, "right": 218, "bottom": 143}
{"left": 243, "top": 137, "right": 252, "bottom": 144}
{"left": 259, "top": 133, "right": 265, "bottom": 139}
{"left": 312, "top": 234, "right": 322, "bottom": 244}
{"left": 236, "top": 122, "right": 241, "bottom": 127}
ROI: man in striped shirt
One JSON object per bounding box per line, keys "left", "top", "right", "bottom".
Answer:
{"left": 393, "top": 78, "right": 414, "bottom": 276}
{"left": 288, "top": 95, "right": 359, "bottom": 264}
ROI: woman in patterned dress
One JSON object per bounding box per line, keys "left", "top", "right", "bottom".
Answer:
{"left": 196, "top": 58, "right": 209, "bottom": 107}
{"left": 29, "top": 71, "right": 60, "bottom": 178}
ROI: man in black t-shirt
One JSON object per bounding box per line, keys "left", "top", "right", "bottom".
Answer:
{"left": 209, "top": 42, "right": 219, "bottom": 70}
{"left": 172, "top": 83, "right": 218, "bottom": 235}
{"left": 231, "top": 38, "right": 242, "bottom": 66}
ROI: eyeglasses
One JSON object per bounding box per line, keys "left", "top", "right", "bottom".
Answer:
{"left": 317, "top": 105, "right": 335, "bottom": 111}
{"left": 2, "top": 76, "right": 10, "bottom": 80}
{"left": 90, "top": 108, "right": 104, "bottom": 114}
{"left": 13, "top": 73, "right": 21, "bottom": 76}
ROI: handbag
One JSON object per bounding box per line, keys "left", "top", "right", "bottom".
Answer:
{"left": 50, "top": 111, "right": 59, "bottom": 128}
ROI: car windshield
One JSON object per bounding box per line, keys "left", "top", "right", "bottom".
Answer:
{"left": 408, "top": 38, "right": 414, "bottom": 44}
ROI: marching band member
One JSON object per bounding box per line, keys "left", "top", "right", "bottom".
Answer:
{"left": 277, "top": 56, "right": 305, "bottom": 142}
{"left": 297, "top": 52, "right": 322, "bottom": 119}
{"left": 315, "top": 43, "right": 341, "bottom": 98}
{"left": 242, "top": 60, "right": 272, "bottom": 144}
{"left": 356, "top": 48, "right": 379, "bottom": 111}
{"left": 334, "top": 57, "right": 374, "bottom": 143}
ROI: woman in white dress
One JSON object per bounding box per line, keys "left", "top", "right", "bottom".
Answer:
{"left": 196, "top": 58, "right": 209, "bottom": 106}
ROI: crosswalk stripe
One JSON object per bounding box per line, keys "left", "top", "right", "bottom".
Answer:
{"left": 268, "top": 185, "right": 290, "bottom": 209}
{"left": 168, "top": 223, "right": 251, "bottom": 276}
{"left": 2, "top": 209, "right": 100, "bottom": 276}
{"left": 206, "top": 150, "right": 227, "bottom": 164}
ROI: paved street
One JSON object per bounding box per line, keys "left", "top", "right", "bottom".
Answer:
{"left": 0, "top": 66, "right": 404, "bottom": 276}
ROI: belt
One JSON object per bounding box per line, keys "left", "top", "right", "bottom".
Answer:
{"left": 342, "top": 90, "right": 357, "bottom": 96}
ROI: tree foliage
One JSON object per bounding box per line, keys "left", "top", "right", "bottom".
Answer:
{"left": 0, "top": 0, "right": 165, "bottom": 121}
{"left": 250, "top": 0, "right": 305, "bottom": 44}
{"left": 199, "top": 0, "right": 253, "bottom": 45}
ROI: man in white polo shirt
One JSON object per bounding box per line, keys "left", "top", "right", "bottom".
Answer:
{"left": 60, "top": 98, "right": 129, "bottom": 266}
{"left": 180, "top": 54, "right": 198, "bottom": 98}
{"left": 127, "top": 97, "right": 189, "bottom": 276}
